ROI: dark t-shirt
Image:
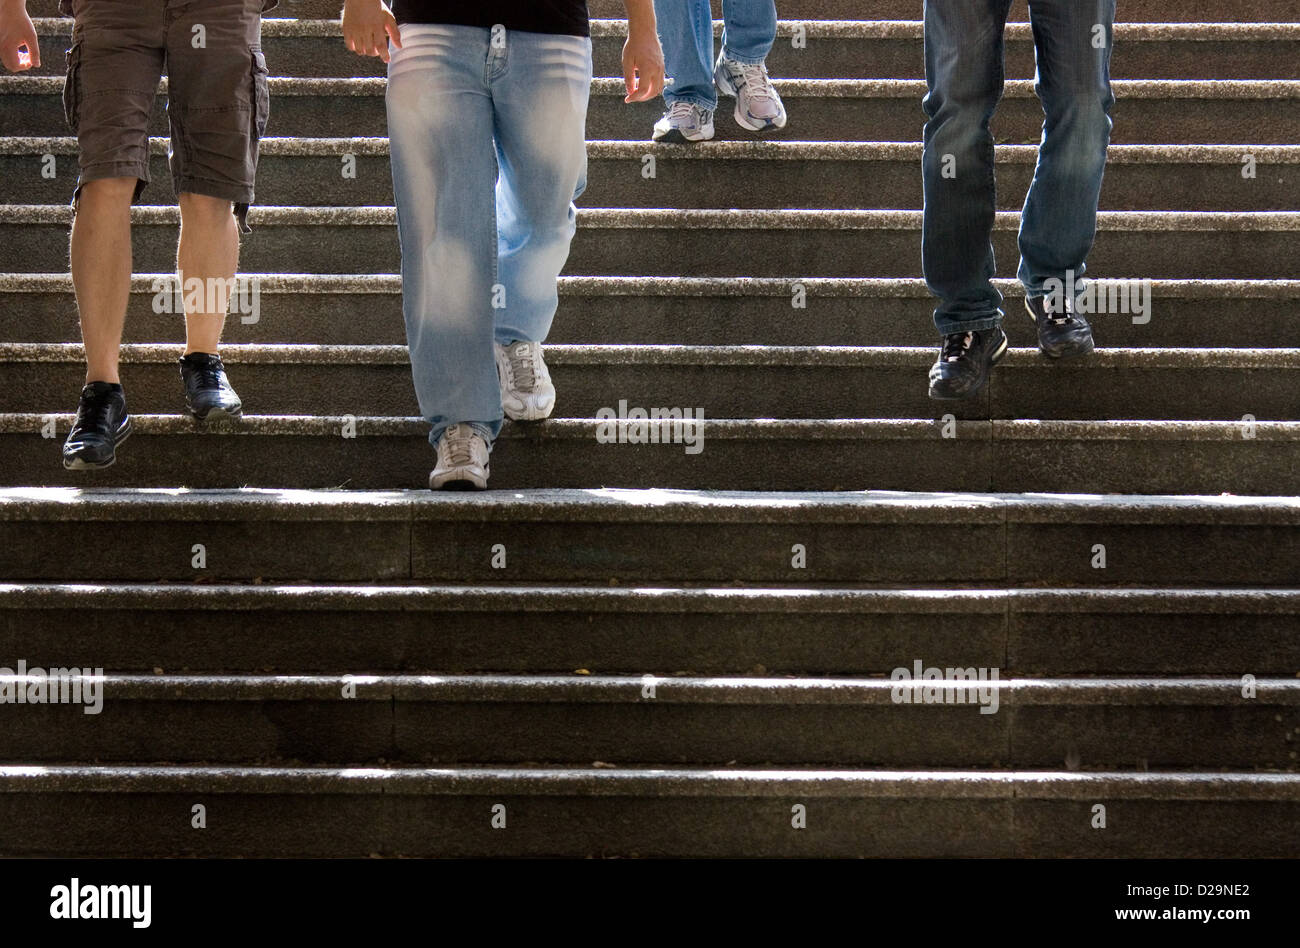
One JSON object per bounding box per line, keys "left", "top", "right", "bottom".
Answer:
{"left": 392, "top": 1, "right": 590, "bottom": 37}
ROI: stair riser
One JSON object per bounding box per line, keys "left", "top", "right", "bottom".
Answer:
{"left": 2, "top": 290, "right": 1291, "bottom": 349}
{"left": 7, "top": 221, "right": 1295, "bottom": 279}
{"left": 5, "top": 604, "right": 1295, "bottom": 675}
{"left": 1, "top": 701, "right": 1293, "bottom": 768}
{"left": 2, "top": 431, "right": 1295, "bottom": 493}
{"left": 1, "top": 513, "right": 1293, "bottom": 583}
{"left": 9, "top": 152, "right": 1294, "bottom": 212}
{"left": 6, "top": 360, "right": 1297, "bottom": 422}
{"left": 7, "top": 92, "right": 1295, "bottom": 145}
{"left": 0, "top": 793, "right": 1294, "bottom": 857}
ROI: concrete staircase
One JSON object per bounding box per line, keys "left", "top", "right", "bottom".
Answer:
{"left": 0, "top": 0, "right": 1296, "bottom": 856}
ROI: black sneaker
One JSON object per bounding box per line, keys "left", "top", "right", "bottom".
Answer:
{"left": 928, "top": 327, "right": 1008, "bottom": 400}
{"left": 1025, "top": 294, "right": 1094, "bottom": 359}
{"left": 180, "top": 352, "right": 242, "bottom": 421}
{"left": 62, "top": 381, "right": 131, "bottom": 470}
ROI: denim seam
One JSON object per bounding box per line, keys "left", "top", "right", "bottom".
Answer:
{"left": 718, "top": 48, "right": 768, "bottom": 66}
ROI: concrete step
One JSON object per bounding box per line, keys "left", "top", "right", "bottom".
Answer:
{"left": 4, "top": 583, "right": 1295, "bottom": 677}
{"left": 5, "top": 75, "right": 1296, "bottom": 144}
{"left": 4, "top": 274, "right": 1294, "bottom": 349}
{"left": 23, "top": 19, "right": 1300, "bottom": 80}
{"left": 25, "top": 0, "right": 1300, "bottom": 22}
{"left": 1, "top": 672, "right": 1295, "bottom": 770}
{"left": 1, "top": 488, "right": 1295, "bottom": 583}
{"left": 8, "top": 138, "right": 1295, "bottom": 212}
{"left": 1, "top": 415, "right": 1296, "bottom": 493}
{"left": 0, "top": 764, "right": 1296, "bottom": 857}
{"left": 585, "top": 0, "right": 1300, "bottom": 23}
{"left": 5, "top": 342, "right": 1298, "bottom": 422}
{"left": 5, "top": 206, "right": 1298, "bottom": 279}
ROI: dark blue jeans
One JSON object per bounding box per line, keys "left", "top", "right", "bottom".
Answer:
{"left": 921, "top": 0, "right": 1116, "bottom": 335}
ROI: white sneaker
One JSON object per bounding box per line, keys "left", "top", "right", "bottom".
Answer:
{"left": 429, "top": 423, "right": 490, "bottom": 490}
{"left": 495, "top": 340, "right": 556, "bottom": 422}
{"left": 713, "top": 56, "right": 787, "bottom": 132}
{"left": 652, "top": 100, "right": 716, "bottom": 143}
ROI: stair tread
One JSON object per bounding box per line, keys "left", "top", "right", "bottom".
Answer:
{"left": 11, "top": 137, "right": 1300, "bottom": 164}
{"left": 3, "top": 486, "right": 1296, "bottom": 520}
{"left": 18, "top": 672, "right": 1297, "bottom": 705}
{"left": 5, "top": 273, "right": 1299, "bottom": 294}
{"left": 3, "top": 581, "right": 1296, "bottom": 611}
{"left": 2, "top": 764, "right": 1297, "bottom": 798}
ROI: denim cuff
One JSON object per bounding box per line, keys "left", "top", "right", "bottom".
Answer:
{"left": 719, "top": 47, "right": 770, "bottom": 67}
{"left": 934, "top": 312, "right": 1004, "bottom": 336}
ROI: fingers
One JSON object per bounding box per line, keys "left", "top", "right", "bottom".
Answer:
{"left": 623, "top": 60, "right": 665, "bottom": 102}
{"left": 2, "top": 34, "right": 40, "bottom": 73}
{"left": 622, "top": 58, "right": 637, "bottom": 102}
{"left": 641, "top": 64, "right": 665, "bottom": 100}
{"left": 343, "top": 19, "right": 392, "bottom": 59}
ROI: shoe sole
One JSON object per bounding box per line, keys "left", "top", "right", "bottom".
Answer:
{"left": 429, "top": 468, "right": 489, "bottom": 491}
{"left": 62, "top": 417, "right": 132, "bottom": 471}
{"left": 652, "top": 125, "right": 714, "bottom": 143}
{"left": 188, "top": 405, "right": 243, "bottom": 422}
{"left": 1040, "top": 338, "right": 1096, "bottom": 361}
{"left": 927, "top": 334, "right": 1009, "bottom": 401}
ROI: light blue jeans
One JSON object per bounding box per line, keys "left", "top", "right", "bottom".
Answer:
{"left": 386, "top": 24, "right": 592, "bottom": 446}
{"left": 655, "top": 0, "right": 777, "bottom": 110}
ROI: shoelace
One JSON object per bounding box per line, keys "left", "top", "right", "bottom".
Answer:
{"left": 733, "top": 62, "right": 778, "bottom": 104}
{"left": 942, "top": 332, "right": 974, "bottom": 363}
{"left": 73, "top": 389, "right": 117, "bottom": 435}
{"left": 1043, "top": 296, "right": 1075, "bottom": 326}
{"left": 667, "top": 100, "right": 698, "bottom": 122}
{"left": 189, "top": 357, "right": 227, "bottom": 390}
{"left": 442, "top": 428, "right": 479, "bottom": 467}
{"left": 507, "top": 343, "right": 537, "bottom": 391}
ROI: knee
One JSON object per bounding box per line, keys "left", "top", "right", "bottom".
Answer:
{"left": 178, "top": 192, "right": 235, "bottom": 225}
{"left": 77, "top": 176, "right": 137, "bottom": 207}
{"left": 1042, "top": 89, "right": 1114, "bottom": 143}
{"left": 924, "top": 80, "right": 1001, "bottom": 149}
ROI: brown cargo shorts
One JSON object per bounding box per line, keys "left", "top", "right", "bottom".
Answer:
{"left": 60, "top": 0, "right": 278, "bottom": 232}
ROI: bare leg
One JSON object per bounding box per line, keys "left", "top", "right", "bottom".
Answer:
{"left": 177, "top": 192, "right": 239, "bottom": 354}
{"left": 69, "top": 177, "right": 136, "bottom": 384}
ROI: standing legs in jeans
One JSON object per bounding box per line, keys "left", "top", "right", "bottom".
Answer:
{"left": 652, "top": 0, "right": 785, "bottom": 141}
{"left": 383, "top": 24, "right": 590, "bottom": 486}
{"left": 923, "top": 0, "right": 1114, "bottom": 400}
{"left": 346, "top": 0, "right": 662, "bottom": 490}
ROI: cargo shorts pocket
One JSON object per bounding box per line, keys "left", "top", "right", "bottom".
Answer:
{"left": 235, "top": 46, "right": 271, "bottom": 234}
{"left": 62, "top": 41, "right": 83, "bottom": 132}
{"left": 251, "top": 46, "right": 270, "bottom": 139}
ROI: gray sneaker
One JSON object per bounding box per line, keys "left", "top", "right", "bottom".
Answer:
{"left": 429, "top": 423, "right": 490, "bottom": 490}
{"left": 652, "top": 100, "right": 716, "bottom": 143}
{"left": 714, "top": 56, "right": 787, "bottom": 132}
{"left": 495, "top": 340, "right": 556, "bottom": 422}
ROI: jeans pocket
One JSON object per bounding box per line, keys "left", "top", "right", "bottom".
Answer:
{"left": 62, "top": 41, "right": 82, "bottom": 132}
{"left": 250, "top": 45, "right": 270, "bottom": 139}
